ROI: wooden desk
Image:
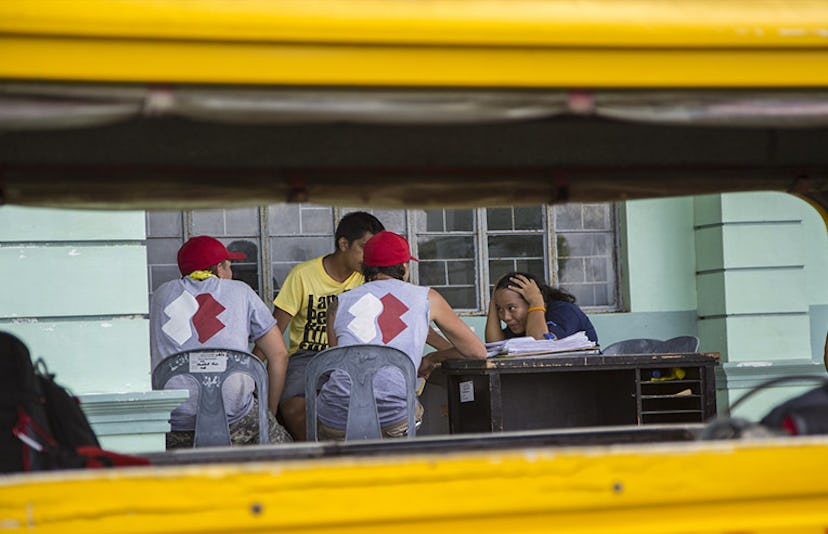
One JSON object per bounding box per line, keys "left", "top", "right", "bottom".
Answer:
{"left": 441, "top": 352, "right": 719, "bottom": 434}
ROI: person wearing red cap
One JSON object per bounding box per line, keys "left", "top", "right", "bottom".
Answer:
{"left": 150, "top": 235, "right": 292, "bottom": 448}
{"left": 315, "top": 231, "right": 486, "bottom": 439}
{"left": 270, "top": 211, "right": 386, "bottom": 440}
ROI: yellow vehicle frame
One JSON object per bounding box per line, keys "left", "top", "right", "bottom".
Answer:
{"left": 3, "top": 0, "right": 828, "bottom": 88}
{"left": 3, "top": 438, "right": 828, "bottom": 533}
{"left": 2, "top": 2, "right": 828, "bottom": 533}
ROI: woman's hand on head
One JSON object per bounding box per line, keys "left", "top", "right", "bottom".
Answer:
{"left": 508, "top": 274, "right": 545, "bottom": 308}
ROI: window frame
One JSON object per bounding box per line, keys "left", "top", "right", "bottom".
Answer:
{"left": 147, "top": 203, "right": 622, "bottom": 314}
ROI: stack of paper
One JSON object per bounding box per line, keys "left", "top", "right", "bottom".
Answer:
{"left": 485, "top": 331, "right": 597, "bottom": 358}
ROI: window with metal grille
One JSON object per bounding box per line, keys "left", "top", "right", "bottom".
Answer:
{"left": 146, "top": 203, "right": 619, "bottom": 312}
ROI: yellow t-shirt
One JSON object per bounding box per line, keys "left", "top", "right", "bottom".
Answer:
{"left": 272, "top": 256, "right": 364, "bottom": 355}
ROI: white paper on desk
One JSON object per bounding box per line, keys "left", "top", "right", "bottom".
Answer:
{"left": 486, "top": 332, "right": 596, "bottom": 357}
{"left": 486, "top": 336, "right": 529, "bottom": 357}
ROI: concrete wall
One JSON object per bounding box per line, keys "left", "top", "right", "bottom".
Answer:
{"left": 606, "top": 192, "right": 827, "bottom": 420}
{"left": 0, "top": 206, "right": 184, "bottom": 453}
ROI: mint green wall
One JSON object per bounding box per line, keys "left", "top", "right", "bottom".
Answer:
{"left": 621, "top": 197, "right": 698, "bottom": 313}
{"left": 0, "top": 206, "right": 173, "bottom": 452}
{"left": 0, "top": 206, "right": 151, "bottom": 394}
{"left": 803, "top": 196, "right": 828, "bottom": 308}
{"left": 579, "top": 193, "right": 825, "bottom": 420}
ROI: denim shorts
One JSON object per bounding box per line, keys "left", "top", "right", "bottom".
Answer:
{"left": 279, "top": 350, "right": 318, "bottom": 402}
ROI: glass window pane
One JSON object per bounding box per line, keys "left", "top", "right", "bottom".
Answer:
{"left": 146, "top": 211, "right": 182, "bottom": 237}
{"left": 514, "top": 259, "right": 544, "bottom": 277}
{"left": 418, "top": 261, "right": 446, "bottom": 286}
{"left": 192, "top": 209, "right": 226, "bottom": 236}
{"left": 371, "top": 209, "right": 406, "bottom": 234}
{"left": 226, "top": 238, "right": 261, "bottom": 292}
{"left": 585, "top": 256, "right": 610, "bottom": 282}
{"left": 302, "top": 207, "right": 334, "bottom": 234}
{"left": 487, "top": 235, "right": 544, "bottom": 258}
{"left": 445, "top": 209, "right": 474, "bottom": 231}
{"left": 447, "top": 260, "right": 475, "bottom": 285}
{"left": 555, "top": 204, "right": 583, "bottom": 231}
{"left": 556, "top": 204, "right": 616, "bottom": 306}
{"left": 417, "top": 236, "right": 474, "bottom": 260}
{"left": 583, "top": 204, "right": 611, "bottom": 230}
{"left": 225, "top": 208, "right": 260, "bottom": 235}
{"left": 567, "top": 284, "right": 598, "bottom": 307}
{"left": 514, "top": 206, "right": 543, "bottom": 230}
{"left": 424, "top": 210, "right": 444, "bottom": 232}
{"left": 489, "top": 260, "right": 514, "bottom": 285}
{"left": 557, "top": 233, "right": 611, "bottom": 258}
{"left": 146, "top": 237, "right": 182, "bottom": 265}
{"left": 486, "top": 207, "right": 512, "bottom": 231}
{"left": 270, "top": 236, "right": 331, "bottom": 263}
{"left": 268, "top": 204, "right": 302, "bottom": 234}
{"left": 435, "top": 286, "right": 476, "bottom": 310}
{"left": 559, "top": 257, "right": 585, "bottom": 284}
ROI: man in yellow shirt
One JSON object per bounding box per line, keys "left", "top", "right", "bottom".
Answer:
{"left": 272, "top": 212, "right": 384, "bottom": 440}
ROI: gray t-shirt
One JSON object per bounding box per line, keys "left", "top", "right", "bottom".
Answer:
{"left": 317, "top": 278, "right": 430, "bottom": 429}
{"left": 150, "top": 276, "right": 276, "bottom": 431}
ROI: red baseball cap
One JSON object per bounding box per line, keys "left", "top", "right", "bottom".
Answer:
{"left": 177, "top": 236, "right": 245, "bottom": 275}
{"left": 363, "top": 231, "right": 418, "bottom": 267}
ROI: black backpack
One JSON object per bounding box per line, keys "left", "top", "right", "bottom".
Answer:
{"left": 1, "top": 332, "right": 149, "bottom": 472}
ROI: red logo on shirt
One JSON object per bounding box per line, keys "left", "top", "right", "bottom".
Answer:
{"left": 378, "top": 294, "right": 409, "bottom": 343}
{"left": 193, "top": 294, "right": 226, "bottom": 342}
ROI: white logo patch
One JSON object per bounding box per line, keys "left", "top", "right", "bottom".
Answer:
{"left": 162, "top": 291, "right": 199, "bottom": 345}
{"left": 346, "top": 293, "right": 382, "bottom": 342}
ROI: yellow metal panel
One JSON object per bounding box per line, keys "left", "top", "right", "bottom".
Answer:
{"left": 4, "top": 38, "right": 828, "bottom": 87}
{"left": 4, "top": 0, "right": 828, "bottom": 47}
{"left": 2, "top": 0, "right": 828, "bottom": 87}
{"left": 2, "top": 438, "right": 828, "bottom": 533}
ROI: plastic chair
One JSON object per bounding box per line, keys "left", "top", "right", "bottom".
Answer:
{"left": 601, "top": 335, "right": 699, "bottom": 355}
{"left": 151, "top": 349, "right": 269, "bottom": 447}
{"left": 305, "top": 344, "right": 417, "bottom": 441}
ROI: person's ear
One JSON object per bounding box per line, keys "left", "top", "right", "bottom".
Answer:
{"left": 337, "top": 236, "right": 350, "bottom": 252}
{"left": 403, "top": 263, "right": 410, "bottom": 282}
{"left": 216, "top": 260, "right": 231, "bottom": 279}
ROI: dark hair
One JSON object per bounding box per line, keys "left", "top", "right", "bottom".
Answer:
{"left": 494, "top": 271, "right": 576, "bottom": 304}
{"left": 362, "top": 263, "right": 406, "bottom": 282}
{"left": 335, "top": 211, "right": 385, "bottom": 246}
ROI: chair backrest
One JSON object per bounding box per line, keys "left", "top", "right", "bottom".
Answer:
{"left": 601, "top": 336, "right": 700, "bottom": 355}
{"left": 151, "top": 349, "right": 269, "bottom": 447}
{"left": 305, "top": 344, "right": 417, "bottom": 441}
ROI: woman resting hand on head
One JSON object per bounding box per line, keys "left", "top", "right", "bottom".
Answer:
{"left": 485, "top": 272, "right": 598, "bottom": 343}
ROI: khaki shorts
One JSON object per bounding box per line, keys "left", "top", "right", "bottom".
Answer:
{"left": 166, "top": 397, "right": 293, "bottom": 449}
{"left": 316, "top": 400, "right": 424, "bottom": 441}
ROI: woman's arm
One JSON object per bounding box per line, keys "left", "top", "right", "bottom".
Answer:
{"left": 508, "top": 274, "right": 549, "bottom": 340}
{"left": 426, "top": 327, "right": 452, "bottom": 350}
{"left": 484, "top": 293, "right": 505, "bottom": 342}
{"left": 429, "top": 289, "right": 486, "bottom": 359}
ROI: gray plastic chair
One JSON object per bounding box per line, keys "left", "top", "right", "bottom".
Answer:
{"left": 151, "top": 348, "right": 269, "bottom": 447}
{"left": 601, "top": 335, "right": 700, "bottom": 355}
{"left": 305, "top": 344, "right": 417, "bottom": 442}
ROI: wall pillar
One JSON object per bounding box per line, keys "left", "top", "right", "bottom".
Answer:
{"left": 694, "top": 192, "right": 821, "bottom": 419}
